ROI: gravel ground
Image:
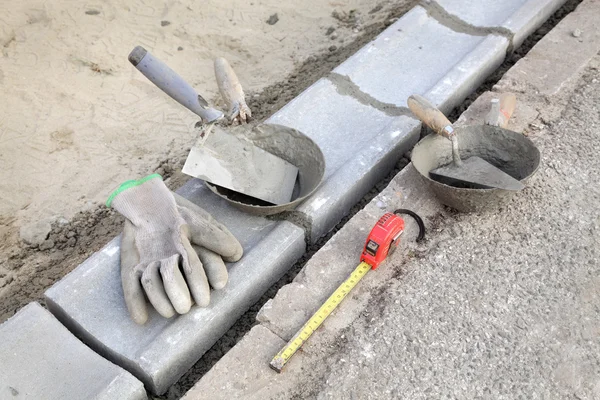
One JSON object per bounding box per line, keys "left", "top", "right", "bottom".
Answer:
{"left": 287, "top": 60, "right": 600, "bottom": 399}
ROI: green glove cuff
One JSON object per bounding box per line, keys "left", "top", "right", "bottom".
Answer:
{"left": 106, "top": 173, "right": 163, "bottom": 207}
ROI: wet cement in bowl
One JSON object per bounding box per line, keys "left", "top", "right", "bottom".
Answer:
{"left": 205, "top": 123, "right": 325, "bottom": 216}
{"left": 411, "top": 125, "right": 541, "bottom": 212}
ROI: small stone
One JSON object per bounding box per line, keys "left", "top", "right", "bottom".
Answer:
{"left": 329, "top": 45, "right": 337, "bottom": 52}
{"left": 67, "top": 237, "right": 77, "bottom": 247}
{"left": 266, "top": 13, "right": 278, "bottom": 25}
{"left": 572, "top": 29, "right": 582, "bottom": 38}
{"left": 57, "top": 217, "right": 69, "bottom": 226}
{"left": 330, "top": 33, "right": 338, "bottom": 40}
{"left": 82, "top": 201, "right": 95, "bottom": 212}
{"left": 20, "top": 220, "right": 52, "bottom": 247}
{"left": 66, "top": 231, "right": 76, "bottom": 238}
{"left": 161, "top": 20, "right": 171, "bottom": 27}
{"left": 39, "top": 240, "right": 55, "bottom": 251}
{"left": 177, "top": 46, "right": 183, "bottom": 51}
{"left": 326, "top": 26, "right": 335, "bottom": 35}
{"left": 85, "top": 10, "right": 100, "bottom": 15}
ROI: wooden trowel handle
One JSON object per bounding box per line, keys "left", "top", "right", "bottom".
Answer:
{"left": 498, "top": 93, "right": 516, "bottom": 128}
{"left": 407, "top": 94, "right": 454, "bottom": 139}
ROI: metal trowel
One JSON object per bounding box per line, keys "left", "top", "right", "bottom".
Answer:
{"left": 129, "top": 46, "right": 299, "bottom": 205}
{"left": 408, "top": 95, "right": 524, "bottom": 191}
{"left": 183, "top": 125, "right": 299, "bottom": 205}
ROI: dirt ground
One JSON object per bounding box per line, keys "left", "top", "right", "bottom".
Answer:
{"left": 0, "top": 0, "right": 420, "bottom": 322}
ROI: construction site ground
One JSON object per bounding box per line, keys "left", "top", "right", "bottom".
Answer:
{"left": 1, "top": 0, "right": 598, "bottom": 398}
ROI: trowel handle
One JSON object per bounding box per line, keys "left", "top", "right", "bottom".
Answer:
{"left": 128, "top": 46, "right": 223, "bottom": 123}
{"left": 498, "top": 93, "right": 516, "bottom": 128}
{"left": 407, "top": 94, "right": 454, "bottom": 139}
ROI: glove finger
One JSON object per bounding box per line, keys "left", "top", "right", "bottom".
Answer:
{"left": 195, "top": 245, "right": 228, "bottom": 290}
{"left": 160, "top": 254, "right": 192, "bottom": 315}
{"left": 120, "top": 221, "right": 148, "bottom": 325}
{"left": 174, "top": 194, "right": 244, "bottom": 261}
{"left": 180, "top": 235, "right": 211, "bottom": 307}
{"left": 141, "top": 261, "right": 176, "bottom": 319}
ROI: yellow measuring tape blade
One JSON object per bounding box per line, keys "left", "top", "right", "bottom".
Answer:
{"left": 270, "top": 261, "right": 371, "bottom": 372}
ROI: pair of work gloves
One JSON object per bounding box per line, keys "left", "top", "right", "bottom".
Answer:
{"left": 107, "top": 174, "right": 243, "bottom": 324}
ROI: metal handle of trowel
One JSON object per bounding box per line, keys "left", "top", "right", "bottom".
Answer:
{"left": 407, "top": 94, "right": 455, "bottom": 139}
{"left": 128, "top": 46, "right": 224, "bottom": 123}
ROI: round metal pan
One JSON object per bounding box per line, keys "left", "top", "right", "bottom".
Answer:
{"left": 408, "top": 94, "right": 541, "bottom": 212}
{"left": 205, "top": 123, "right": 326, "bottom": 216}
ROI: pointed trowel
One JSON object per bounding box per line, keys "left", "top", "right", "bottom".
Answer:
{"left": 129, "top": 46, "right": 299, "bottom": 205}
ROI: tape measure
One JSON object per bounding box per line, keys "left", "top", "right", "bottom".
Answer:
{"left": 270, "top": 209, "right": 424, "bottom": 372}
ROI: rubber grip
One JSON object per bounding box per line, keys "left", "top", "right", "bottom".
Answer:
{"left": 498, "top": 93, "right": 516, "bottom": 128}
{"left": 128, "top": 46, "right": 223, "bottom": 123}
{"left": 407, "top": 94, "right": 454, "bottom": 139}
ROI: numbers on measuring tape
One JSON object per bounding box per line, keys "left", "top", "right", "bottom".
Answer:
{"left": 270, "top": 262, "right": 372, "bottom": 372}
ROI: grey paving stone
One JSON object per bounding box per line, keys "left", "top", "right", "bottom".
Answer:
{"left": 297, "top": 115, "right": 420, "bottom": 243}
{"left": 181, "top": 325, "right": 286, "bottom": 400}
{"left": 495, "top": 0, "right": 600, "bottom": 97}
{"left": 45, "top": 182, "right": 306, "bottom": 395}
{"left": 0, "top": 302, "right": 147, "bottom": 400}
{"left": 256, "top": 282, "right": 323, "bottom": 341}
{"left": 433, "top": 0, "right": 566, "bottom": 48}
{"left": 334, "top": 6, "right": 508, "bottom": 110}
{"left": 266, "top": 78, "right": 402, "bottom": 180}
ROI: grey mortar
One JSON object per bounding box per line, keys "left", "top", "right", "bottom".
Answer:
{"left": 421, "top": 0, "right": 516, "bottom": 53}
{"left": 268, "top": 210, "right": 314, "bottom": 248}
{"left": 326, "top": 73, "right": 414, "bottom": 117}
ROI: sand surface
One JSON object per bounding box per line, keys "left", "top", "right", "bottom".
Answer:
{"left": 0, "top": 0, "right": 388, "bottom": 241}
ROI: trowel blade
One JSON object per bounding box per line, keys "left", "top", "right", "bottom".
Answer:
{"left": 429, "top": 156, "right": 525, "bottom": 191}
{"left": 182, "top": 128, "right": 299, "bottom": 205}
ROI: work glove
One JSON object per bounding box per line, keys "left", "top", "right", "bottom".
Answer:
{"left": 106, "top": 174, "right": 243, "bottom": 324}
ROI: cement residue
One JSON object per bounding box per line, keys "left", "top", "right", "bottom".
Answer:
{"left": 327, "top": 72, "right": 414, "bottom": 117}
{"left": 421, "top": 0, "right": 515, "bottom": 51}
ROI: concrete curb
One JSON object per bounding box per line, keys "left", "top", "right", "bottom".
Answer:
{"left": 33, "top": 0, "right": 570, "bottom": 395}
{"left": 0, "top": 303, "right": 147, "bottom": 400}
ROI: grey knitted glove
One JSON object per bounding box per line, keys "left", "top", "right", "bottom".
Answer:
{"left": 107, "top": 174, "right": 243, "bottom": 324}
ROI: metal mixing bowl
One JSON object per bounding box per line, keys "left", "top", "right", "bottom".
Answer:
{"left": 411, "top": 125, "right": 541, "bottom": 212}
{"left": 205, "top": 123, "right": 325, "bottom": 216}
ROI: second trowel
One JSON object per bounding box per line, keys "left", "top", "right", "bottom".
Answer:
{"left": 129, "top": 46, "right": 299, "bottom": 205}
{"left": 407, "top": 94, "right": 524, "bottom": 191}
